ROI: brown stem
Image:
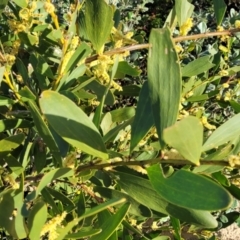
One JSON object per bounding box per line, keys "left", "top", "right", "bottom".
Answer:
{"left": 85, "top": 28, "right": 240, "bottom": 64}
{"left": 75, "top": 158, "right": 230, "bottom": 174}
{"left": 22, "top": 158, "right": 231, "bottom": 183}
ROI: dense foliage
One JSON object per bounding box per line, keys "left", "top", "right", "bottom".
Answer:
{"left": 0, "top": 0, "right": 240, "bottom": 239}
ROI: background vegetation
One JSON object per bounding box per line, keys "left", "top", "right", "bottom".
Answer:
{"left": 0, "top": 0, "right": 240, "bottom": 239}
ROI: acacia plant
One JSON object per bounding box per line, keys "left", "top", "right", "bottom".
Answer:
{"left": 0, "top": 0, "right": 240, "bottom": 239}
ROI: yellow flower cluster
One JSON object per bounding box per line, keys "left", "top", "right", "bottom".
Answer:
{"left": 228, "top": 154, "right": 240, "bottom": 167}
{"left": 180, "top": 18, "right": 193, "bottom": 36}
{"left": 7, "top": 2, "right": 40, "bottom": 40}
{"left": 217, "top": 26, "right": 229, "bottom": 42}
{"left": 41, "top": 211, "right": 67, "bottom": 240}
{"left": 60, "top": 36, "right": 80, "bottom": 74}
{"left": 201, "top": 116, "right": 216, "bottom": 130}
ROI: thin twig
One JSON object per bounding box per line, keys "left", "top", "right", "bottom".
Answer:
{"left": 85, "top": 28, "right": 240, "bottom": 64}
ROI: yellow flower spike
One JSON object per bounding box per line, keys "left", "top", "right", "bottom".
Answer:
{"left": 41, "top": 211, "right": 67, "bottom": 239}
{"left": 180, "top": 18, "right": 193, "bottom": 36}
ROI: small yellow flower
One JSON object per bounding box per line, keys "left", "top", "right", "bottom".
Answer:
{"left": 19, "top": 8, "right": 31, "bottom": 21}
{"left": 216, "top": 94, "right": 221, "bottom": 100}
{"left": 186, "top": 91, "right": 193, "bottom": 98}
{"left": 180, "top": 18, "right": 193, "bottom": 36}
{"left": 44, "top": 2, "right": 55, "bottom": 14}
{"left": 217, "top": 26, "right": 224, "bottom": 31}
{"left": 30, "top": 1, "right": 37, "bottom": 12}
{"left": 125, "top": 32, "right": 133, "bottom": 39}
{"left": 228, "top": 155, "right": 240, "bottom": 167}
{"left": 219, "top": 69, "right": 228, "bottom": 76}
{"left": 219, "top": 45, "right": 229, "bottom": 53}
{"left": 235, "top": 20, "right": 240, "bottom": 28}
{"left": 222, "top": 83, "right": 229, "bottom": 88}
{"left": 224, "top": 91, "right": 232, "bottom": 101}
{"left": 17, "top": 24, "right": 27, "bottom": 33}
{"left": 175, "top": 44, "right": 183, "bottom": 53}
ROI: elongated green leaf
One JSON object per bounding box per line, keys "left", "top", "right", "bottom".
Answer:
{"left": 0, "top": 119, "right": 32, "bottom": 132}
{"left": 103, "top": 118, "right": 133, "bottom": 143}
{"left": 28, "top": 201, "right": 47, "bottom": 240}
{"left": 80, "top": 198, "right": 126, "bottom": 220}
{"left": 64, "top": 43, "right": 91, "bottom": 75}
{"left": 114, "top": 84, "right": 141, "bottom": 97}
{"left": 16, "top": 58, "right": 28, "bottom": 85}
{"left": 57, "top": 198, "right": 127, "bottom": 239}
{"left": 110, "top": 107, "right": 135, "bottom": 123}
{"left": 0, "top": 0, "right": 8, "bottom": 14}
{"left": 65, "top": 228, "right": 102, "bottom": 239}
{"left": 130, "top": 82, "right": 154, "bottom": 151}
{"left": 115, "top": 61, "right": 141, "bottom": 78}
{"left": 63, "top": 64, "right": 86, "bottom": 90}
{"left": 12, "top": 0, "right": 27, "bottom": 8}
{"left": 98, "top": 210, "right": 117, "bottom": 240}
{"left": 84, "top": 79, "right": 115, "bottom": 106}
{"left": 41, "top": 188, "right": 60, "bottom": 215}
{"left": 4, "top": 154, "right": 23, "bottom": 175}
{"left": 202, "top": 113, "right": 240, "bottom": 151}
{"left": 182, "top": 56, "right": 215, "bottom": 77}
{"left": 164, "top": 116, "right": 203, "bottom": 165}
{"left": 175, "top": 0, "right": 194, "bottom": 26}
{"left": 94, "top": 186, "right": 151, "bottom": 217}
{"left": 213, "top": 0, "right": 226, "bottom": 25}
{"left": 0, "top": 189, "right": 27, "bottom": 239}
{"left": 46, "top": 187, "right": 75, "bottom": 211}
{"left": 0, "top": 95, "right": 15, "bottom": 106}
{"left": 148, "top": 28, "right": 181, "bottom": 146}
{"left": 35, "top": 168, "right": 73, "bottom": 197}
{"left": 147, "top": 164, "right": 232, "bottom": 211}
{"left": 0, "top": 133, "right": 25, "bottom": 157}
{"left": 28, "top": 100, "right": 62, "bottom": 166}
{"left": 114, "top": 171, "right": 218, "bottom": 228}
{"left": 90, "top": 203, "right": 131, "bottom": 240}
{"left": 40, "top": 91, "right": 108, "bottom": 159}
{"left": 85, "top": 0, "right": 114, "bottom": 52}
{"left": 230, "top": 100, "right": 240, "bottom": 113}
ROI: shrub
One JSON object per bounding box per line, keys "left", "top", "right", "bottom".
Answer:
{"left": 0, "top": 0, "right": 240, "bottom": 239}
